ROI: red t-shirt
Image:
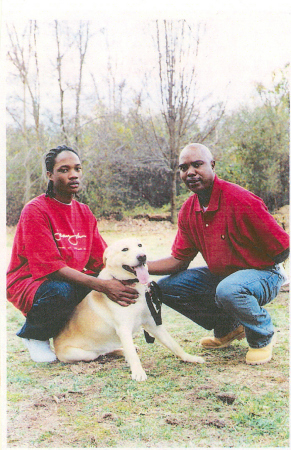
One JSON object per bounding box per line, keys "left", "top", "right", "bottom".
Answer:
{"left": 172, "top": 176, "right": 289, "bottom": 276}
{"left": 7, "top": 194, "right": 107, "bottom": 314}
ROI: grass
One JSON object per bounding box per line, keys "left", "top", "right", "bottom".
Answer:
{"left": 6, "top": 220, "right": 290, "bottom": 448}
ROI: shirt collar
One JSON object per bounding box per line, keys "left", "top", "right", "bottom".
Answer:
{"left": 51, "top": 196, "right": 73, "bottom": 206}
{"left": 193, "top": 174, "right": 221, "bottom": 212}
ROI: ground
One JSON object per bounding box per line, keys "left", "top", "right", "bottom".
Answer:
{"left": 6, "top": 219, "right": 289, "bottom": 448}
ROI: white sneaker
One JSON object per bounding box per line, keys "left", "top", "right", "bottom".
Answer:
{"left": 23, "top": 339, "right": 57, "bottom": 363}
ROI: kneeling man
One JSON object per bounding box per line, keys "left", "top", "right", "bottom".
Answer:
{"left": 147, "top": 143, "right": 289, "bottom": 365}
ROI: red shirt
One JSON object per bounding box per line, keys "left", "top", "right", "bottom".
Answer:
{"left": 7, "top": 194, "right": 107, "bottom": 314}
{"left": 172, "top": 176, "right": 289, "bottom": 275}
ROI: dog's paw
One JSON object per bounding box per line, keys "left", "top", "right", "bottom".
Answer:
{"left": 182, "top": 354, "right": 205, "bottom": 364}
{"left": 131, "top": 369, "right": 147, "bottom": 381}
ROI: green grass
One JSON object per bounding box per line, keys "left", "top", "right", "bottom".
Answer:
{"left": 6, "top": 222, "right": 290, "bottom": 448}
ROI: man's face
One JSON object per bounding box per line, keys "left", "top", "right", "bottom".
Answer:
{"left": 48, "top": 151, "right": 82, "bottom": 202}
{"left": 178, "top": 147, "right": 215, "bottom": 193}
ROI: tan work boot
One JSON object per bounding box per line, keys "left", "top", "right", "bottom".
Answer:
{"left": 200, "top": 325, "right": 245, "bottom": 349}
{"left": 245, "top": 333, "right": 276, "bottom": 365}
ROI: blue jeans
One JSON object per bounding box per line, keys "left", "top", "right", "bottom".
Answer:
{"left": 157, "top": 265, "right": 286, "bottom": 348}
{"left": 17, "top": 280, "right": 93, "bottom": 341}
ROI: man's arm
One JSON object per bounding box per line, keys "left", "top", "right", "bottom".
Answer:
{"left": 49, "top": 266, "right": 139, "bottom": 307}
{"left": 147, "top": 256, "right": 191, "bottom": 275}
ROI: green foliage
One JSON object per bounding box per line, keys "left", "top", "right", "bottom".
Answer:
{"left": 6, "top": 67, "right": 289, "bottom": 224}
{"left": 76, "top": 110, "right": 174, "bottom": 218}
{"left": 6, "top": 126, "right": 47, "bottom": 225}
{"left": 215, "top": 65, "right": 289, "bottom": 211}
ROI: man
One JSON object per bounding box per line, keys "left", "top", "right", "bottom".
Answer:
{"left": 7, "top": 146, "right": 138, "bottom": 363}
{"left": 147, "top": 143, "right": 289, "bottom": 365}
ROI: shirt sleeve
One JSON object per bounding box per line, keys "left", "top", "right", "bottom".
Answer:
{"left": 171, "top": 208, "right": 198, "bottom": 261}
{"left": 235, "top": 197, "right": 289, "bottom": 260}
{"left": 21, "top": 203, "right": 67, "bottom": 280}
{"left": 85, "top": 216, "right": 108, "bottom": 272}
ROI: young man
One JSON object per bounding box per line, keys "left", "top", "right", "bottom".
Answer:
{"left": 147, "top": 143, "right": 289, "bottom": 365}
{"left": 7, "top": 146, "right": 138, "bottom": 363}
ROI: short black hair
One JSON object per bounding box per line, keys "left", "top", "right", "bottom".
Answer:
{"left": 45, "top": 145, "right": 80, "bottom": 198}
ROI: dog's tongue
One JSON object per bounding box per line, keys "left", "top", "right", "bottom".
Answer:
{"left": 135, "top": 265, "right": 149, "bottom": 284}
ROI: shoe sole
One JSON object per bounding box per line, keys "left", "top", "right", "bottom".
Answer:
{"left": 246, "top": 356, "right": 272, "bottom": 365}
{"left": 201, "top": 330, "right": 246, "bottom": 349}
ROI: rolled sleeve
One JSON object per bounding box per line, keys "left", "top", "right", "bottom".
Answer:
{"left": 237, "top": 200, "right": 289, "bottom": 260}
{"left": 171, "top": 213, "right": 198, "bottom": 261}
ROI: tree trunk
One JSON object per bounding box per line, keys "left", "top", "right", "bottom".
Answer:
{"left": 170, "top": 170, "right": 177, "bottom": 224}
{"left": 75, "top": 22, "right": 89, "bottom": 146}
{"left": 55, "top": 21, "right": 68, "bottom": 143}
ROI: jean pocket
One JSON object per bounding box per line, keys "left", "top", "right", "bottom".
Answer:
{"left": 268, "top": 271, "right": 285, "bottom": 301}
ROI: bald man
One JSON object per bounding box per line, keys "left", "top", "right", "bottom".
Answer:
{"left": 147, "top": 143, "right": 289, "bottom": 365}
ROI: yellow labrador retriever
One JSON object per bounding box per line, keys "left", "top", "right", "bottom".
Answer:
{"left": 54, "top": 238, "right": 204, "bottom": 381}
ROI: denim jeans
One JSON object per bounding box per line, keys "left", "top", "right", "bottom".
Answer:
{"left": 157, "top": 265, "right": 287, "bottom": 348}
{"left": 17, "top": 279, "right": 93, "bottom": 341}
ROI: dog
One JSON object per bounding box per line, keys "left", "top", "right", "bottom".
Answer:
{"left": 53, "top": 238, "right": 204, "bottom": 381}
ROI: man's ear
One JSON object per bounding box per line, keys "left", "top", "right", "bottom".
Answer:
{"left": 211, "top": 160, "right": 216, "bottom": 170}
{"left": 47, "top": 171, "right": 53, "bottom": 181}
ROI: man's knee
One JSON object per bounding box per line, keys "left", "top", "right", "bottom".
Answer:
{"left": 49, "top": 282, "right": 74, "bottom": 301}
{"left": 215, "top": 279, "right": 244, "bottom": 309}
{"left": 37, "top": 281, "right": 75, "bottom": 302}
{"left": 29, "top": 282, "right": 78, "bottom": 320}
{"left": 157, "top": 275, "right": 172, "bottom": 292}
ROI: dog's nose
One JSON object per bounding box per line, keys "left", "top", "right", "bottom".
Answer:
{"left": 137, "top": 254, "right": 146, "bottom": 264}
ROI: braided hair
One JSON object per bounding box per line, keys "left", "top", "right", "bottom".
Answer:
{"left": 45, "top": 145, "right": 80, "bottom": 198}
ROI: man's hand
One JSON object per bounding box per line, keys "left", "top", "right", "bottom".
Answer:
{"left": 97, "top": 279, "right": 139, "bottom": 307}
{"left": 51, "top": 266, "right": 139, "bottom": 307}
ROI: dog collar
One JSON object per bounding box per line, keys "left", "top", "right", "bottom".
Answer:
{"left": 111, "top": 276, "right": 139, "bottom": 285}
{"left": 121, "top": 278, "right": 139, "bottom": 285}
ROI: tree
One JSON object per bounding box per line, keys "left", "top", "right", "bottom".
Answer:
{"left": 54, "top": 20, "right": 69, "bottom": 143}
{"left": 7, "top": 21, "right": 41, "bottom": 142}
{"left": 6, "top": 21, "right": 43, "bottom": 205}
{"left": 155, "top": 20, "right": 224, "bottom": 223}
{"left": 215, "top": 64, "right": 289, "bottom": 211}
{"left": 74, "top": 21, "right": 90, "bottom": 146}
{"left": 53, "top": 21, "right": 91, "bottom": 147}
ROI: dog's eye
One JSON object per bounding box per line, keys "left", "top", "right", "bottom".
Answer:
{"left": 138, "top": 244, "right": 142, "bottom": 247}
{"left": 122, "top": 248, "right": 129, "bottom": 252}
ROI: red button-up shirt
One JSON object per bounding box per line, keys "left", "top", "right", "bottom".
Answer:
{"left": 172, "top": 176, "right": 289, "bottom": 276}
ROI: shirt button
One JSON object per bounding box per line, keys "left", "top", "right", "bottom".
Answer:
{"left": 206, "top": 224, "right": 209, "bottom": 227}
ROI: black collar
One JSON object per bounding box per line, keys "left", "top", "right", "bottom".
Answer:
{"left": 120, "top": 278, "right": 139, "bottom": 285}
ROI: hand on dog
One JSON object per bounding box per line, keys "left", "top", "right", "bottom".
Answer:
{"left": 98, "top": 279, "right": 139, "bottom": 307}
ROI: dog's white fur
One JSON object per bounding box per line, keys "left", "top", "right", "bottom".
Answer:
{"left": 54, "top": 238, "right": 204, "bottom": 381}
